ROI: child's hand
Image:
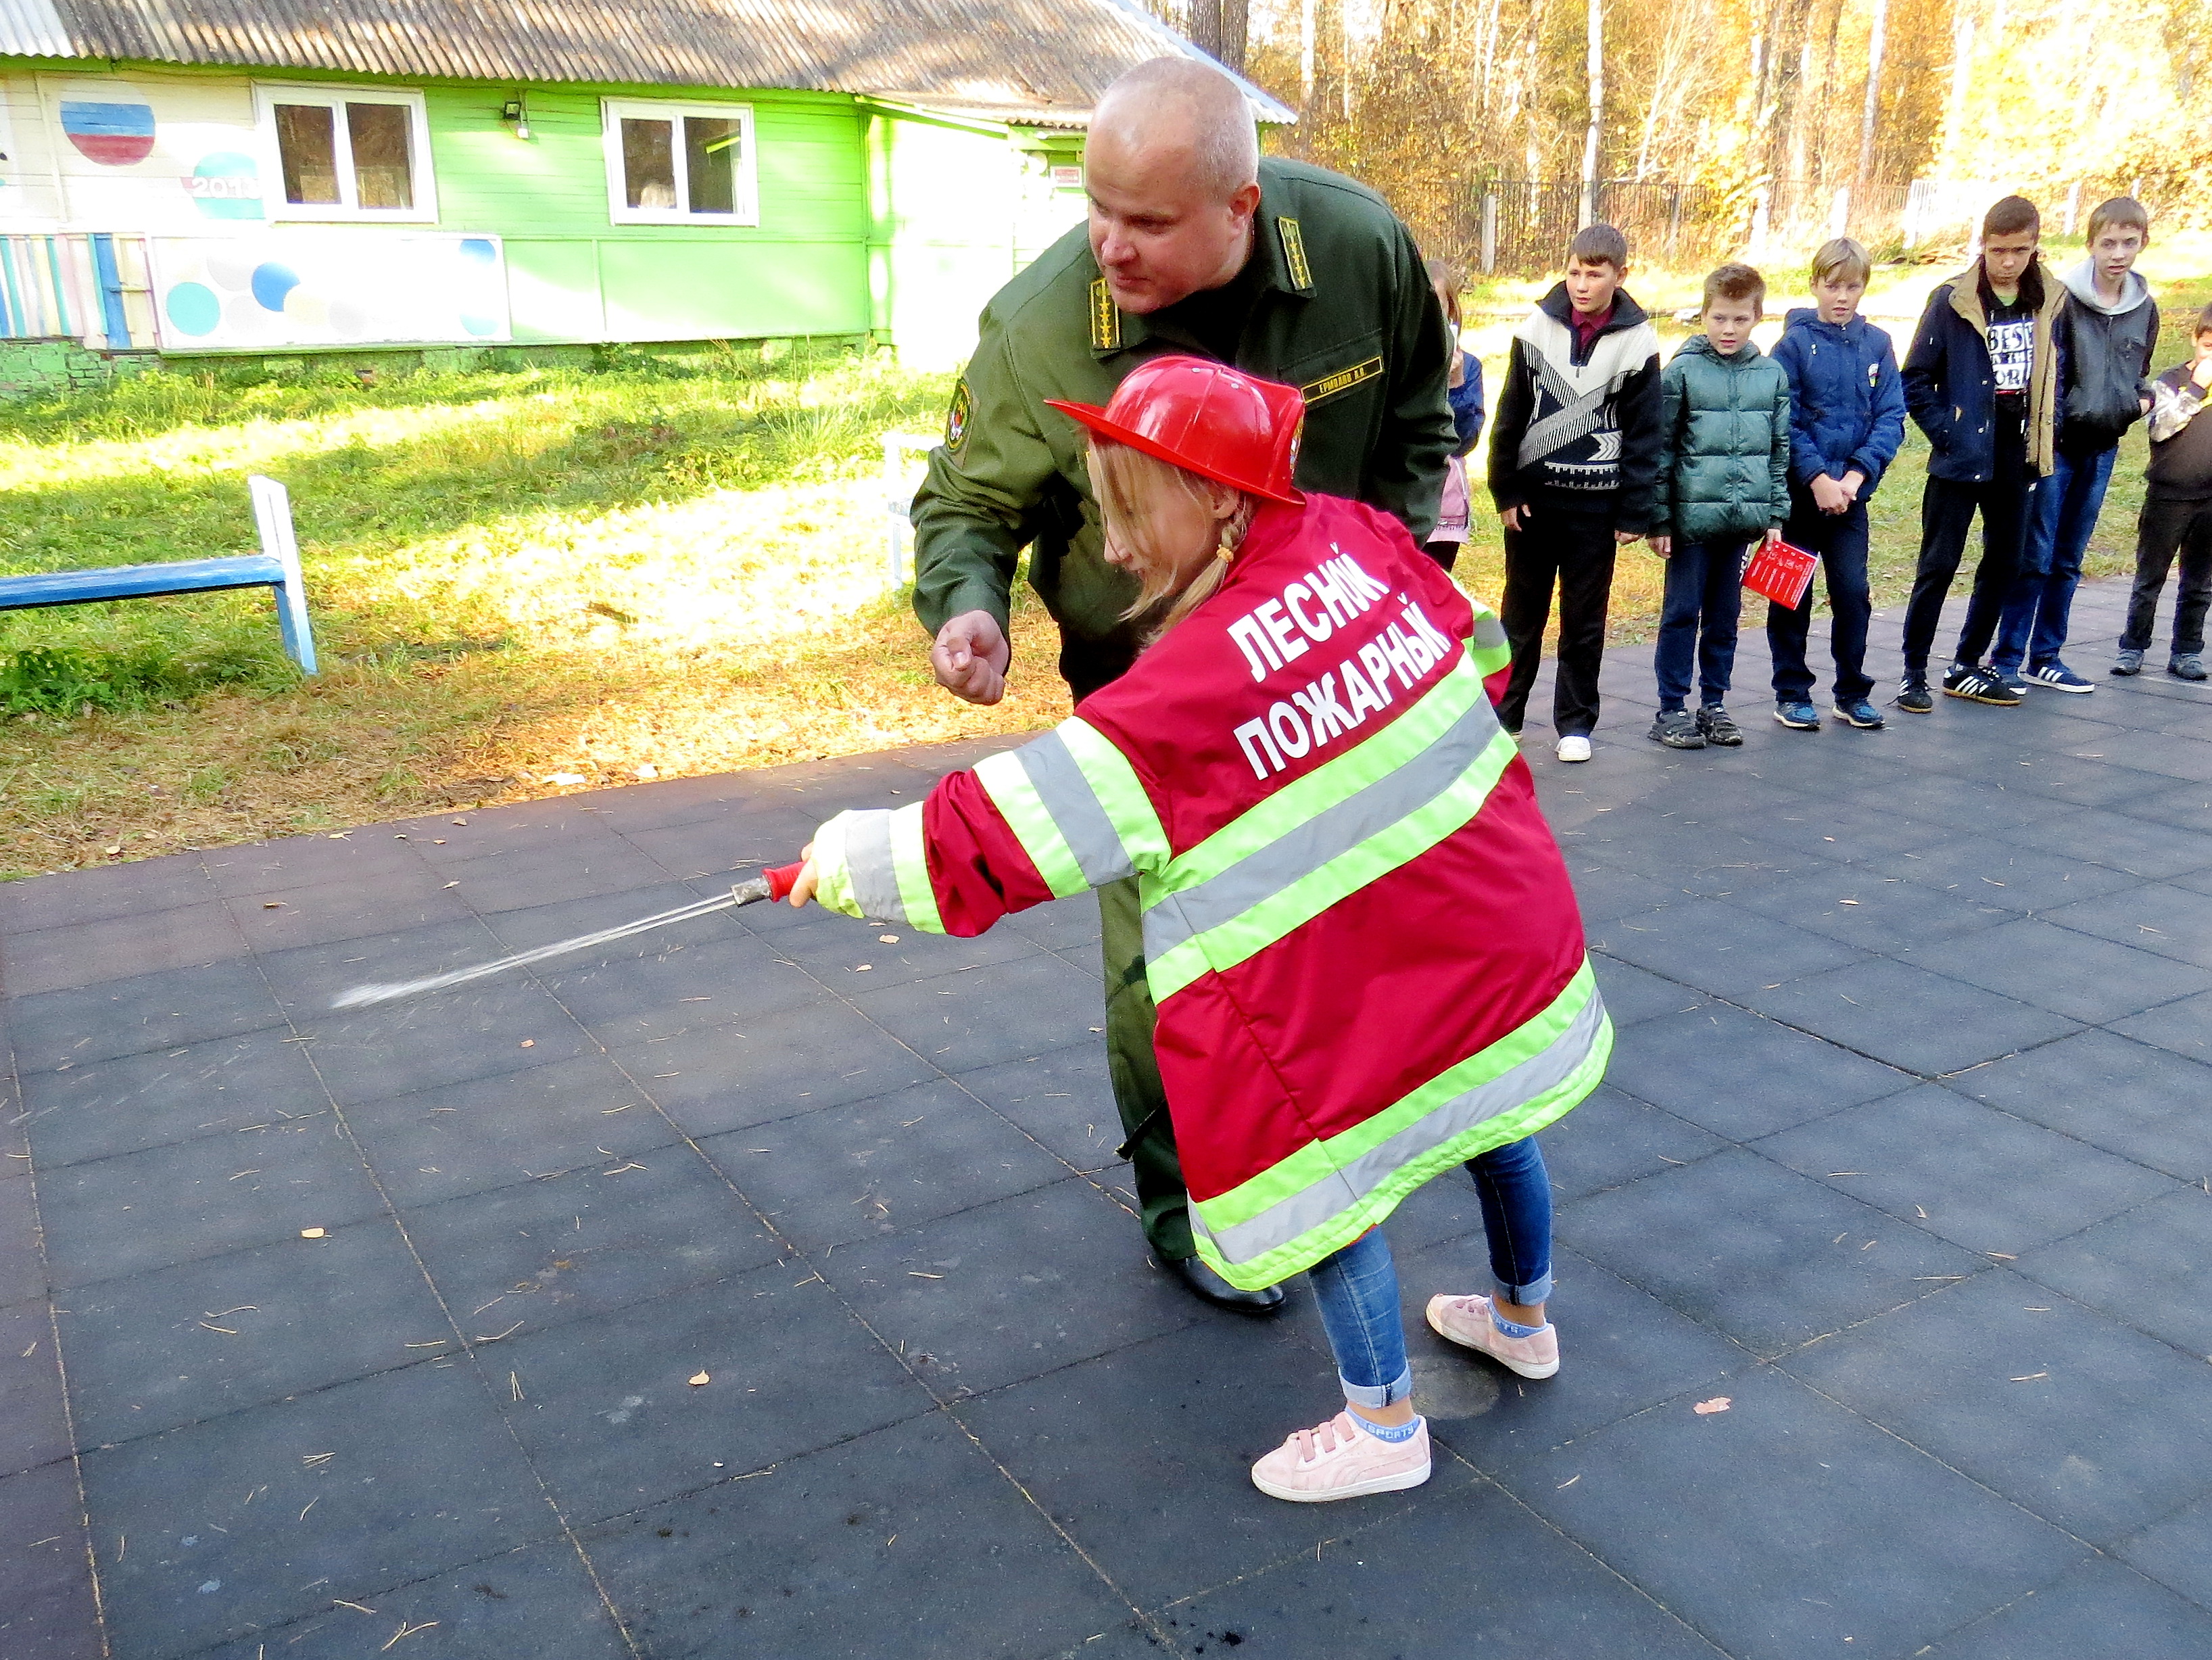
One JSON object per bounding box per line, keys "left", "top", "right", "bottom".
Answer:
{"left": 1840, "top": 469, "right": 1865, "bottom": 503}
{"left": 1650, "top": 534, "right": 1671, "bottom": 557}
{"left": 1763, "top": 526, "right": 1783, "bottom": 547}
{"left": 789, "top": 844, "right": 819, "bottom": 907}
{"left": 1614, "top": 529, "right": 1643, "bottom": 546}
{"left": 1810, "top": 474, "right": 1850, "bottom": 515}
{"left": 2194, "top": 356, "right": 2212, "bottom": 391}
{"left": 1501, "top": 504, "right": 1532, "bottom": 531}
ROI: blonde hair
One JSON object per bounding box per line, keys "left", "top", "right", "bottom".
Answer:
{"left": 1811, "top": 237, "right": 1873, "bottom": 287}
{"left": 1089, "top": 438, "right": 1253, "bottom": 638}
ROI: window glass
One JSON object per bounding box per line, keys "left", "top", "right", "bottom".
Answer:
{"left": 347, "top": 102, "right": 413, "bottom": 210}
{"left": 274, "top": 103, "right": 340, "bottom": 206}
{"left": 684, "top": 116, "right": 741, "bottom": 216}
{"left": 622, "top": 118, "right": 677, "bottom": 210}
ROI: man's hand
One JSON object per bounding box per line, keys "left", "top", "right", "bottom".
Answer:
{"left": 1650, "top": 533, "right": 1672, "bottom": 558}
{"left": 1501, "top": 504, "right": 1531, "bottom": 532}
{"left": 931, "top": 611, "right": 1011, "bottom": 705}
{"left": 1810, "top": 473, "right": 1851, "bottom": 515}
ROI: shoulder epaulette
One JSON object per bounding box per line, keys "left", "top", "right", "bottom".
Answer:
{"left": 1276, "top": 217, "right": 1313, "bottom": 294}
{"left": 1090, "top": 277, "right": 1121, "bottom": 351}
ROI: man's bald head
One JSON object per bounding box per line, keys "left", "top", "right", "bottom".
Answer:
{"left": 1092, "top": 56, "right": 1259, "bottom": 201}
{"left": 1085, "top": 57, "right": 1263, "bottom": 314}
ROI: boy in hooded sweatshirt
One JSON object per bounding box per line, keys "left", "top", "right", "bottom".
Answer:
{"left": 1766, "top": 237, "right": 1907, "bottom": 732}
{"left": 1645, "top": 262, "right": 1792, "bottom": 749}
{"left": 1990, "top": 197, "right": 2159, "bottom": 694}
{"left": 1897, "top": 195, "right": 2068, "bottom": 711}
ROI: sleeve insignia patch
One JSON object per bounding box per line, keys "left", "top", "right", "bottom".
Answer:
{"left": 945, "top": 377, "right": 973, "bottom": 454}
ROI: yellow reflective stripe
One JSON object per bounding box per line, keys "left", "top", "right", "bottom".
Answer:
{"left": 810, "top": 813, "right": 863, "bottom": 919}
{"left": 974, "top": 750, "right": 1088, "bottom": 898}
{"left": 887, "top": 801, "right": 945, "bottom": 934}
{"left": 1191, "top": 968, "right": 1611, "bottom": 1291}
{"left": 1059, "top": 717, "right": 1171, "bottom": 870}
{"left": 1146, "top": 722, "right": 1516, "bottom": 1001}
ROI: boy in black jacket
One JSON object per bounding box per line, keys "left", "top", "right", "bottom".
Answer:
{"left": 1991, "top": 197, "right": 2159, "bottom": 693}
{"left": 2116, "top": 304, "right": 2212, "bottom": 682}
{"left": 1488, "top": 223, "right": 1663, "bottom": 762}
{"left": 1897, "top": 195, "right": 2068, "bottom": 711}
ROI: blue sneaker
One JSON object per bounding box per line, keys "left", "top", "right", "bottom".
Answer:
{"left": 1832, "top": 696, "right": 1885, "bottom": 730}
{"left": 1773, "top": 698, "right": 1821, "bottom": 730}
{"left": 2025, "top": 661, "right": 2094, "bottom": 693}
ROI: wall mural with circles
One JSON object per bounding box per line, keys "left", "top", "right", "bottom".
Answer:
{"left": 149, "top": 233, "right": 509, "bottom": 349}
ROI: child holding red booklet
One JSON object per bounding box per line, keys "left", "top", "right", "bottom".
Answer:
{"left": 790, "top": 356, "right": 1609, "bottom": 1504}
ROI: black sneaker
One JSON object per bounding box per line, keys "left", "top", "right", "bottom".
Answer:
{"left": 1696, "top": 704, "right": 1744, "bottom": 746}
{"left": 2113, "top": 649, "right": 2144, "bottom": 676}
{"left": 1649, "top": 709, "right": 1706, "bottom": 749}
{"left": 1896, "top": 678, "right": 1934, "bottom": 713}
{"left": 1943, "top": 662, "right": 2022, "bottom": 705}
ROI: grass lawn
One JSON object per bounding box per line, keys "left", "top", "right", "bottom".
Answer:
{"left": 5, "top": 226, "right": 2203, "bottom": 878}
{"left": 0, "top": 349, "right": 1070, "bottom": 877}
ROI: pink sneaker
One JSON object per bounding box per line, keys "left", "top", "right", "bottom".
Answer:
{"left": 1425, "top": 1294, "right": 1560, "bottom": 1379}
{"left": 1249, "top": 1411, "right": 1431, "bottom": 1503}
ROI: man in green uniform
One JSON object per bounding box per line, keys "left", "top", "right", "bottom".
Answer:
{"left": 911, "top": 55, "right": 1456, "bottom": 1312}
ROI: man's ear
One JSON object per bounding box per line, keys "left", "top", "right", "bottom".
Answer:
{"left": 1228, "top": 181, "right": 1261, "bottom": 224}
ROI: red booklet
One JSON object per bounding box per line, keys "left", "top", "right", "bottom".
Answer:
{"left": 1742, "top": 540, "right": 1818, "bottom": 609}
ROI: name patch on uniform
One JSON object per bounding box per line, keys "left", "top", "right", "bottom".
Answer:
{"left": 1302, "top": 356, "right": 1383, "bottom": 405}
{"left": 1090, "top": 278, "right": 1121, "bottom": 351}
{"left": 1276, "top": 216, "right": 1312, "bottom": 292}
{"left": 945, "top": 377, "right": 973, "bottom": 455}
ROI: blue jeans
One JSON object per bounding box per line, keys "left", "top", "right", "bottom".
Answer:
{"left": 1654, "top": 539, "right": 1749, "bottom": 710}
{"left": 1307, "top": 1137, "right": 1554, "bottom": 1409}
{"left": 1992, "top": 444, "right": 2117, "bottom": 671}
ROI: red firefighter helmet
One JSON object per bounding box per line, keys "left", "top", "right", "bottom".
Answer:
{"left": 1046, "top": 355, "right": 1305, "bottom": 506}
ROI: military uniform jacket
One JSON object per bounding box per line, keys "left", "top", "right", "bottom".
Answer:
{"left": 910, "top": 158, "right": 1456, "bottom": 694}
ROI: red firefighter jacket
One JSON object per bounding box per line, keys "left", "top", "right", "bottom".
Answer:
{"left": 812, "top": 493, "right": 1610, "bottom": 1289}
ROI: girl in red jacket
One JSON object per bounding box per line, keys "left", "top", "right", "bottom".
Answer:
{"left": 792, "top": 357, "right": 1609, "bottom": 1502}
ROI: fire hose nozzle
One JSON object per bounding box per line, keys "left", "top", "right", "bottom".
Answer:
{"left": 730, "top": 860, "right": 807, "bottom": 905}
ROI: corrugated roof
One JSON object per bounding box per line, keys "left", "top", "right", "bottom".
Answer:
{"left": 0, "top": 0, "right": 1295, "bottom": 125}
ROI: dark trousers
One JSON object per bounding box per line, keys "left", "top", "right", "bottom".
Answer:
{"left": 1900, "top": 467, "right": 2033, "bottom": 678}
{"left": 1499, "top": 509, "right": 1618, "bottom": 736}
{"left": 1994, "top": 443, "right": 2117, "bottom": 671}
{"left": 1099, "top": 875, "right": 1192, "bottom": 1260}
{"left": 2121, "top": 492, "right": 2212, "bottom": 657}
{"left": 1654, "top": 538, "right": 1748, "bottom": 709}
{"left": 1769, "top": 496, "right": 1873, "bottom": 701}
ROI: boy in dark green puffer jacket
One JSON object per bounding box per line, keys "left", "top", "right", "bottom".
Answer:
{"left": 1648, "top": 263, "right": 1792, "bottom": 749}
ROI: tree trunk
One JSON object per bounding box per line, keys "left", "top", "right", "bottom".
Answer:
{"left": 1300, "top": 0, "right": 1317, "bottom": 105}
{"left": 1217, "top": 0, "right": 1249, "bottom": 74}
{"left": 1579, "top": 0, "right": 1603, "bottom": 227}
{"left": 1858, "top": 0, "right": 1889, "bottom": 186}
{"left": 1190, "top": 0, "right": 1223, "bottom": 64}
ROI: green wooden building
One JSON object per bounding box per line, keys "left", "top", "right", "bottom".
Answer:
{"left": 0, "top": 0, "right": 1289, "bottom": 387}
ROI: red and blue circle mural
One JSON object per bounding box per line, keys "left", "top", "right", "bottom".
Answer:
{"left": 60, "top": 101, "right": 157, "bottom": 166}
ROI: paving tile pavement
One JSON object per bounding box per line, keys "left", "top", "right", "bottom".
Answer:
{"left": 5, "top": 584, "right": 2212, "bottom": 1657}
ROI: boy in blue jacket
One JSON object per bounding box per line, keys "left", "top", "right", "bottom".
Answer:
{"left": 1897, "top": 195, "right": 2068, "bottom": 711}
{"left": 1768, "top": 237, "right": 1907, "bottom": 731}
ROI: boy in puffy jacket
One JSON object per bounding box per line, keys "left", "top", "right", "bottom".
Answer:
{"left": 1990, "top": 197, "right": 2159, "bottom": 694}
{"left": 1645, "top": 262, "right": 1791, "bottom": 749}
{"left": 1766, "top": 237, "right": 1907, "bottom": 732}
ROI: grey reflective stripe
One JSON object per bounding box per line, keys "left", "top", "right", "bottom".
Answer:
{"left": 1471, "top": 612, "right": 1507, "bottom": 650}
{"left": 1197, "top": 989, "right": 1608, "bottom": 1270}
{"left": 1141, "top": 688, "right": 1500, "bottom": 962}
{"left": 840, "top": 809, "right": 911, "bottom": 926}
{"left": 1020, "top": 729, "right": 1136, "bottom": 887}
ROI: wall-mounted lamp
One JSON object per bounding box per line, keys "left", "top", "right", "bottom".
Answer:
{"left": 500, "top": 95, "right": 531, "bottom": 141}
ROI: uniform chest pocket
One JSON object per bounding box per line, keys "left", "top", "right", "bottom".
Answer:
{"left": 1280, "top": 331, "right": 1389, "bottom": 410}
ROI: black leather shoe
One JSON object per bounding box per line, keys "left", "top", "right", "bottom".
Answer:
{"left": 1169, "top": 1254, "right": 1286, "bottom": 1314}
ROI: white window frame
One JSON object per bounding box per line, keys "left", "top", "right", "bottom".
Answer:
{"left": 254, "top": 83, "right": 438, "bottom": 224}
{"left": 600, "top": 98, "right": 759, "bottom": 227}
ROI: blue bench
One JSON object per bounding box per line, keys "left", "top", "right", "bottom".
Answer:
{"left": 0, "top": 475, "right": 318, "bottom": 673}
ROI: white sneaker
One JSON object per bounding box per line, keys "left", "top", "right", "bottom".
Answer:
{"left": 1556, "top": 734, "right": 1592, "bottom": 763}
